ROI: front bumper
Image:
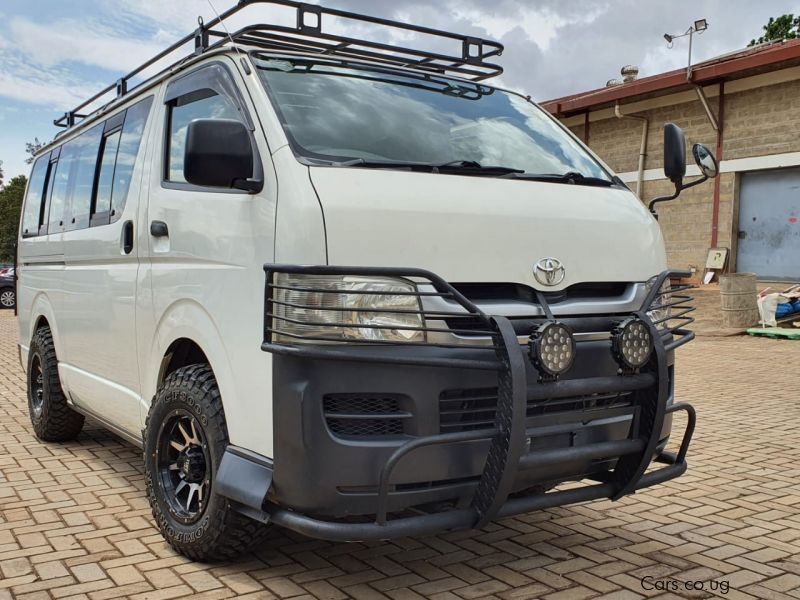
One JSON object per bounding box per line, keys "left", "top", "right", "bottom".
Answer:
{"left": 219, "top": 265, "right": 696, "bottom": 541}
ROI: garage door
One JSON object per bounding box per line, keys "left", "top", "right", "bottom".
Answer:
{"left": 737, "top": 167, "right": 800, "bottom": 280}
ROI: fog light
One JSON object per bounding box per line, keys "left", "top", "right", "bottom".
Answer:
{"left": 529, "top": 321, "right": 576, "bottom": 379}
{"left": 612, "top": 317, "right": 653, "bottom": 371}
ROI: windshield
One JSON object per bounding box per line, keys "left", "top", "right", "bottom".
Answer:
{"left": 254, "top": 57, "right": 611, "bottom": 180}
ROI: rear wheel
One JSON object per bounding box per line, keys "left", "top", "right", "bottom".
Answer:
{"left": 27, "top": 326, "right": 85, "bottom": 441}
{"left": 0, "top": 288, "right": 15, "bottom": 309}
{"left": 144, "top": 364, "right": 270, "bottom": 561}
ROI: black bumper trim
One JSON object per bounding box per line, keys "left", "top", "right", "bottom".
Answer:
{"left": 264, "top": 445, "right": 690, "bottom": 543}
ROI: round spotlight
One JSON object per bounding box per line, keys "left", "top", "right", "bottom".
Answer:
{"left": 530, "top": 321, "right": 576, "bottom": 378}
{"left": 612, "top": 318, "right": 653, "bottom": 371}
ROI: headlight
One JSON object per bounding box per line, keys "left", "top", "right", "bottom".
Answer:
{"left": 646, "top": 277, "right": 672, "bottom": 329}
{"left": 272, "top": 274, "right": 424, "bottom": 343}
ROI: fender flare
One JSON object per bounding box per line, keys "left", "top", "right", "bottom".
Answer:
{"left": 143, "top": 299, "right": 236, "bottom": 422}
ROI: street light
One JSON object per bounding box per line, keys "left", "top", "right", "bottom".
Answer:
{"left": 663, "top": 19, "right": 709, "bottom": 79}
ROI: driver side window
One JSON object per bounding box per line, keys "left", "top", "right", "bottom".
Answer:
{"left": 166, "top": 90, "right": 240, "bottom": 183}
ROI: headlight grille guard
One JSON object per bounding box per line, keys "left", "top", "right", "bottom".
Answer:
{"left": 263, "top": 264, "right": 505, "bottom": 371}
{"left": 259, "top": 264, "right": 696, "bottom": 537}
{"left": 641, "top": 270, "right": 696, "bottom": 352}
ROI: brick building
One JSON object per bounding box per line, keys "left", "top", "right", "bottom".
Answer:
{"left": 543, "top": 39, "right": 800, "bottom": 282}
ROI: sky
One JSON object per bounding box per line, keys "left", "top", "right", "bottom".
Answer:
{"left": 0, "top": 0, "right": 795, "bottom": 181}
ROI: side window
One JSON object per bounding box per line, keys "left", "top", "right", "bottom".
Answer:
{"left": 47, "top": 144, "right": 78, "bottom": 234}
{"left": 166, "top": 90, "right": 240, "bottom": 183}
{"left": 91, "top": 96, "right": 153, "bottom": 226}
{"left": 65, "top": 124, "right": 103, "bottom": 231}
{"left": 92, "top": 129, "right": 122, "bottom": 226}
{"left": 109, "top": 97, "right": 152, "bottom": 221}
{"left": 21, "top": 156, "right": 49, "bottom": 237}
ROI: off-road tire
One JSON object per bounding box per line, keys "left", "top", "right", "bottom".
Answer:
{"left": 143, "top": 364, "right": 270, "bottom": 561}
{"left": 27, "top": 326, "right": 85, "bottom": 441}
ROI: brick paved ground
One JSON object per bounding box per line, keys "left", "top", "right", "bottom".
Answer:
{"left": 1, "top": 309, "right": 799, "bottom": 600}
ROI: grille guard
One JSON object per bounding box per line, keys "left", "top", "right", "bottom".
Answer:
{"left": 260, "top": 264, "right": 696, "bottom": 541}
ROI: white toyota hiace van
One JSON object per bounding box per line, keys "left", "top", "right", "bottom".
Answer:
{"left": 16, "top": 1, "right": 716, "bottom": 560}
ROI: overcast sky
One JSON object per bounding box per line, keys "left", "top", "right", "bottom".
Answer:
{"left": 0, "top": 0, "right": 795, "bottom": 180}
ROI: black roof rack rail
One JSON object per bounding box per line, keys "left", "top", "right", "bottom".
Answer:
{"left": 53, "top": 0, "right": 504, "bottom": 130}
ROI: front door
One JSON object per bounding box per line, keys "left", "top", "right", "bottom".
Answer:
{"left": 138, "top": 58, "right": 277, "bottom": 440}
{"left": 737, "top": 167, "right": 800, "bottom": 280}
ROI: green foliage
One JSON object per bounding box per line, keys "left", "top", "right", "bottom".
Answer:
{"left": 749, "top": 14, "right": 800, "bottom": 46}
{"left": 0, "top": 160, "right": 4, "bottom": 187}
{"left": 25, "top": 138, "right": 44, "bottom": 164}
{"left": 0, "top": 175, "right": 27, "bottom": 263}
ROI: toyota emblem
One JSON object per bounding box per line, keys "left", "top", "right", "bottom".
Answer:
{"left": 533, "top": 258, "right": 566, "bottom": 286}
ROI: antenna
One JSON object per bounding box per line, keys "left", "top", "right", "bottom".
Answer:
{"left": 206, "top": 0, "right": 244, "bottom": 59}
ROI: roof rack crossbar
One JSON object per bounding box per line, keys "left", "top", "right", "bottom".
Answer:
{"left": 238, "top": 27, "right": 495, "bottom": 79}
{"left": 52, "top": 0, "right": 504, "bottom": 130}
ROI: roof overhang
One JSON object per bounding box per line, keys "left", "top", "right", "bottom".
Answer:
{"left": 543, "top": 39, "right": 800, "bottom": 117}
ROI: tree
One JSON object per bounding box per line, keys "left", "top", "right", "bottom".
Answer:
{"left": 749, "top": 14, "right": 800, "bottom": 46}
{"left": 25, "top": 138, "right": 44, "bottom": 164}
{"left": 0, "top": 175, "right": 27, "bottom": 263}
{"left": 0, "top": 160, "right": 4, "bottom": 187}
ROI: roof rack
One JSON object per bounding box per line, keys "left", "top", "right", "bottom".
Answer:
{"left": 54, "top": 0, "right": 504, "bottom": 129}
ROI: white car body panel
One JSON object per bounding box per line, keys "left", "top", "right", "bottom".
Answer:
{"left": 309, "top": 167, "right": 667, "bottom": 289}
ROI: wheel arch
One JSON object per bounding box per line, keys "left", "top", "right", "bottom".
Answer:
{"left": 24, "top": 293, "right": 63, "bottom": 373}
{"left": 144, "top": 299, "right": 236, "bottom": 428}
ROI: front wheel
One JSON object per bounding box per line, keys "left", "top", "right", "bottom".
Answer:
{"left": 143, "top": 364, "right": 270, "bottom": 561}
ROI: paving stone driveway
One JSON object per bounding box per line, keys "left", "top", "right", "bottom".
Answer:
{"left": 1, "top": 310, "right": 799, "bottom": 600}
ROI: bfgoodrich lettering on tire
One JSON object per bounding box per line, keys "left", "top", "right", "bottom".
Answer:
{"left": 143, "top": 364, "right": 270, "bottom": 560}
{"left": 27, "top": 326, "right": 85, "bottom": 441}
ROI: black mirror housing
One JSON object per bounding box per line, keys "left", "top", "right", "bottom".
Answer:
{"left": 184, "top": 118, "right": 260, "bottom": 191}
{"left": 663, "top": 123, "right": 686, "bottom": 186}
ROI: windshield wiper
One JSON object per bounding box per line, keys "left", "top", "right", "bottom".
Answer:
{"left": 332, "top": 158, "right": 524, "bottom": 176}
{"left": 500, "top": 170, "right": 617, "bottom": 187}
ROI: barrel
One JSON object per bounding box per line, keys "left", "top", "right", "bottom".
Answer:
{"left": 720, "top": 273, "right": 759, "bottom": 328}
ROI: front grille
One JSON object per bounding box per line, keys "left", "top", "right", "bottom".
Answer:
{"left": 439, "top": 387, "right": 633, "bottom": 433}
{"left": 323, "top": 394, "right": 410, "bottom": 438}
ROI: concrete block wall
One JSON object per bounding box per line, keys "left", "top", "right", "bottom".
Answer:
{"left": 556, "top": 76, "right": 800, "bottom": 274}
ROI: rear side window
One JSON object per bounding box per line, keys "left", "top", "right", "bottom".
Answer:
{"left": 19, "top": 95, "right": 153, "bottom": 237}
{"left": 92, "top": 130, "right": 122, "bottom": 225}
{"left": 66, "top": 124, "right": 103, "bottom": 231}
{"left": 21, "top": 157, "right": 49, "bottom": 237}
{"left": 47, "top": 144, "right": 77, "bottom": 234}
{"left": 109, "top": 97, "right": 152, "bottom": 221}
{"left": 167, "top": 91, "right": 240, "bottom": 183}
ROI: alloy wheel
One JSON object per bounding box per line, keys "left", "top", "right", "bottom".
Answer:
{"left": 156, "top": 410, "right": 211, "bottom": 524}
{"left": 0, "top": 290, "right": 14, "bottom": 308}
{"left": 30, "top": 355, "right": 44, "bottom": 417}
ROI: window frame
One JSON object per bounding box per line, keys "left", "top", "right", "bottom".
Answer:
{"left": 161, "top": 61, "right": 261, "bottom": 194}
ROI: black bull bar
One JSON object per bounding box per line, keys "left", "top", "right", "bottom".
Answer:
{"left": 258, "top": 265, "right": 696, "bottom": 541}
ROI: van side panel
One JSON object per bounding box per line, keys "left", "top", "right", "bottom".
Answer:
{"left": 57, "top": 98, "right": 155, "bottom": 436}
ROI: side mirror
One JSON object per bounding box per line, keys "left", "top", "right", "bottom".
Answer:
{"left": 692, "top": 143, "right": 718, "bottom": 178}
{"left": 663, "top": 122, "right": 686, "bottom": 186}
{"left": 649, "top": 123, "right": 717, "bottom": 217}
{"left": 184, "top": 119, "right": 261, "bottom": 192}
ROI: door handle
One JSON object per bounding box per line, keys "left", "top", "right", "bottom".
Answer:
{"left": 150, "top": 220, "right": 169, "bottom": 237}
{"left": 122, "top": 221, "right": 134, "bottom": 254}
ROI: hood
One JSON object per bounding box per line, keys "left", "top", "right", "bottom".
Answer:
{"left": 309, "top": 167, "right": 666, "bottom": 291}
